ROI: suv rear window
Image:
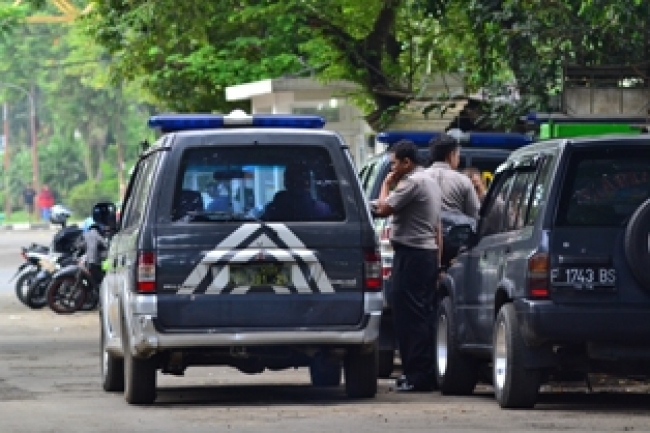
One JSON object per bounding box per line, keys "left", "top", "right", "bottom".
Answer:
{"left": 172, "top": 146, "right": 346, "bottom": 222}
{"left": 556, "top": 148, "right": 650, "bottom": 226}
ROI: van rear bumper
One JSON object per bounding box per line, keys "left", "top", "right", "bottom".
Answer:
{"left": 125, "top": 292, "right": 383, "bottom": 357}
{"left": 514, "top": 299, "right": 650, "bottom": 346}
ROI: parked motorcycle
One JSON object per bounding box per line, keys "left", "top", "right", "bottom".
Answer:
{"left": 47, "top": 254, "right": 100, "bottom": 314}
{"left": 25, "top": 206, "right": 83, "bottom": 309}
{"left": 9, "top": 243, "right": 50, "bottom": 306}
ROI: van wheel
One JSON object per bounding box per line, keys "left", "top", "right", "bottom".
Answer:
{"left": 377, "top": 350, "right": 395, "bottom": 379}
{"left": 309, "top": 356, "right": 342, "bottom": 387}
{"left": 122, "top": 316, "right": 157, "bottom": 405}
{"left": 436, "top": 297, "right": 478, "bottom": 395}
{"left": 344, "top": 344, "right": 378, "bottom": 399}
{"left": 493, "top": 304, "right": 540, "bottom": 409}
{"left": 101, "top": 319, "right": 124, "bottom": 392}
{"left": 624, "top": 198, "right": 650, "bottom": 288}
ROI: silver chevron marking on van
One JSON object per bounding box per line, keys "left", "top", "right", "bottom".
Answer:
{"left": 179, "top": 223, "right": 334, "bottom": 294}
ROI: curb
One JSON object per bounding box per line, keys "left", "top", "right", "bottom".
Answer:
{"left": 1, "top": 223, "right": 58, "bottom": 231}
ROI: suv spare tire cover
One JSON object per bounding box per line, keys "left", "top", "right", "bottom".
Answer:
{"left": 624, "top": 197, "right": 650, "bottom": 288}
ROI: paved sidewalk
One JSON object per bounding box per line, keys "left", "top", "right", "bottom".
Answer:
{"left": 1, "top": 222, "right": 58, "bottom": 231}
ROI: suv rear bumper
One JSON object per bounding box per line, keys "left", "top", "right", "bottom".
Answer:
{"left": 124, "top": 292, "right": 383, "bottom": 357}
{"left": 515, "top": 299, "right": 650, "bottom": 346}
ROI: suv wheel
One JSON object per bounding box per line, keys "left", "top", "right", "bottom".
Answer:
{"left": 101, "top": 319, "right": 124, "bottom": 392}
{"left": 625, "top": 198, "right": 650, "bottom": 288}
{"left": 493, "top": 304, "right": 540, "bottom": 409}
{"left": 309, "top": 355, "right": 342, "bottom": 387}
{"left": 436, "top": 297, "right": 478, "bottom": 395}
{"left": 122, "top": 316, "right": 157, "bottom": 404}
{"left": 344, "top": 344, "right": 378, "bottom": 399}
{"left": 377, "top": 350, "right": 395, "bottom": 379}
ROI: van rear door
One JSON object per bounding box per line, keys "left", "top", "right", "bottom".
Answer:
{"left": 152, "top": 133, "right": 371, "bottom": 331}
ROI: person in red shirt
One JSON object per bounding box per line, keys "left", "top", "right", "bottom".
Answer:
{"left": 37, "top": 185, "right": 55, "bottom": 222}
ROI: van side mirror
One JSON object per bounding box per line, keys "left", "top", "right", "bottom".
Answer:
{"left": 92, "top": 202, "right": 118, "bottom": 233}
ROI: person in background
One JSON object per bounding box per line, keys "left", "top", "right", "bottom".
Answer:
{"left": 37, "top": 185, "right": 55, "bottom": 222}
{"left": 426, "top": 134, "right": 481, "bottom": 219}
{"left": 83, "top": 221, "right": 109, "bottom": 287}
{"left": 263, "top": 164, "right": 332, "bottom": 220}
{"left": 22, "top": 185, "right": 36, "bottom": 220}
{"left": 462, "top": 167, "right": 488, "bottom": 202}
{"left": 372, "top": 140, "right": 442, "bottom": 392}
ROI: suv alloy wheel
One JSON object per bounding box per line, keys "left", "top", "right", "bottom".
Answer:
{"left": 493, "top": 304, "right": 540, "bottom": 408}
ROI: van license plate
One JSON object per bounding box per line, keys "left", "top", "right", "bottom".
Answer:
{"left": 551, "top": 267, "right": 616, "bottom": 290}
{"left": 229, "top": 263, "right": 291, "bottom": 286}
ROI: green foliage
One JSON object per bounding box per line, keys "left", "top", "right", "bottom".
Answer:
{"left": 66, "top": 179, "right": 118, "bottom": 218}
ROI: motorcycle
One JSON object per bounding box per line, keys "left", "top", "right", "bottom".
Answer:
{"left": 9, "top": 243, "right": 50, "bottom": 306}
{"left": 24, "top": 223, "right": 83, "bottom": 309}
{"left": 47, "top": 254, "right": 100, "bottom": 314}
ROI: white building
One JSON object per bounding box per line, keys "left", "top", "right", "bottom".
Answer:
{"left": 225, "top": 78, "right": 373, "bottom": 167}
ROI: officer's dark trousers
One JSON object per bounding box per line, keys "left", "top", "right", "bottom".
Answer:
{"left": 391, "top": 243, "right": 438, "bottom": 388}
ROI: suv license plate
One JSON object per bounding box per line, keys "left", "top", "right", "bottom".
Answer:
{"left": 551, "top": 267, "right": 616, "bottom": 290}
{"left": 229, "top": 263, "right": 291, "bottom": 287}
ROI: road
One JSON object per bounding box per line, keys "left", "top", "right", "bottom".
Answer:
{"left": 0, "top": 230, "right": 649, "bottom": 432}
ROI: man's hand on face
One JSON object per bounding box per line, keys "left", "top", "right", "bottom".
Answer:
{"left": 384, "top": 171, "right": 401, "bottom": 190}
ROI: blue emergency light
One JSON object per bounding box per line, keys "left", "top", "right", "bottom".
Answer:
{"left": 148, "top": 111, "right": 326, "bottom": 133}
{"left": 377, "top": 130, "right": 533, "bottom": 150}
{"left": 376, "top": 131, "right": 442, "bottom": 146}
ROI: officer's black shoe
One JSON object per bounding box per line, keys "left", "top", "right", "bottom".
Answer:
{"left": 394, "top": 375, "right": 433, "bottom": 392}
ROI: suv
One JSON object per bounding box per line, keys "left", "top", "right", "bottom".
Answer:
{"left": 95, "top": 112, "right": 383, "bottom": 404}
{"left": 358, "top": 130, "right": 531, "bottom": 377}
{"left": 437, "top": 134, "right": 650, "bottom": 408}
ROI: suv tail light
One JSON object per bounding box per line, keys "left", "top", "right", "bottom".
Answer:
{"left": 137, "top": 251, "right": 156, "bottom": 293}
{"left": 364, "top": 249, "right": 382, "bottom": 292}
{"left": 380, "top": 226, "right": 392, "bottom": 279}
{"left": 527, "top": 252, "right": 549, "bottom": 299}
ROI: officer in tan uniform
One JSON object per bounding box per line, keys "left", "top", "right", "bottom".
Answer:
{"left": 372, "top": 140, "right": 442, "bottom": 392}
{"left": 425, "top": 134, "right": 481, "bottom": 219}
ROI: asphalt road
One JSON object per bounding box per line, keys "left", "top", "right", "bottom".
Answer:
{"left": 1, "top": 230, "right": 649, "bottom": 433}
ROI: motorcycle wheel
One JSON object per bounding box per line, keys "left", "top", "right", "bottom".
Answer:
{"left": 47, "top": 276, "right": 86, "bottom": 314}
{"left": 15, "top": 270, "right": 37, "bottom": 306}
{"left": 25, "top": 279, "right": 49, "bottom": 309}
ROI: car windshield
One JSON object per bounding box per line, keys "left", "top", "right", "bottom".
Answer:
{"left": 556, "top": 148, "right": 650, "bottom": 226}
{"left": 172, "top": 145, "right": 346, "bottom": 223}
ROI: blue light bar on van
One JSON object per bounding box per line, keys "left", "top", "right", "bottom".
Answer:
{"left": 468, "top": 132, "right": 533, "bottom": 148}
{"left": 376, "top": 131, "right": 442, "bottom": 146}
{"left": 377, "top": 130, "right": 532, "bottom": 150}
{"left": 148, "top": 111, "right": 326, "bottom": 133}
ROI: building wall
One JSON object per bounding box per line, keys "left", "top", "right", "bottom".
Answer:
{"left": 250, "top": 92, "right": 372, "bottom": 167}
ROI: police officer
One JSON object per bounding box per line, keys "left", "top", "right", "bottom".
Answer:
{"left": 372, "top": 140, "right": 442, "bottom": 392}
{"left": 426, "top": 134, "right": 481, "bottom": 218}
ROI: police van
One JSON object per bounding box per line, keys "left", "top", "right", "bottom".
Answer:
{"left": 94, "top": 111, "right": 382, "bottom": 404}
{"left": 358, "top": 130, "right": 533, "bottom": 378}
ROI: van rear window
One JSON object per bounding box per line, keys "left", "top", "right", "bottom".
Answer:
{"left": 556, "top": 148, "right": 650, "bottom": 226}
{"left": 172, "top": 146, "right": 346, "bottom": 222}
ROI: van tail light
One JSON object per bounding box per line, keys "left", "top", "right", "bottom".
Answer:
{"left": 137, "top": 251, "right": 156, "bottom": 293}
{"left": 380, "top": 226, "right": 392, "bottom": 279}
{"left": 364, "top": 249, "right": 382, "bottom": 292}
{"left": 527, "top": 252, "right": 549, "bottom": 299}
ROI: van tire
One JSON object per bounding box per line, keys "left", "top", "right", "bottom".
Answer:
{"left": 377, "top": 350, "right": 395, "bottom": 379}
{"left": 493, "top": 304, "right": 540, "bottom": 409}
{"left": 122, "top": 316, "right": 157, "bottom": 405}
{"left": 624, "top": 198, "right": 650, "bottom": 288}
{"left": 344, "top": 344, "right": 378, "bottom": 399}
{"left": 309, "top": 356, "right": 342, "bottom": 387}
{"left": 101, "top": 320, "right": 124, "bottom": 392}
{"left": 436, "top": 297, "right": 478, "bottom": 395}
